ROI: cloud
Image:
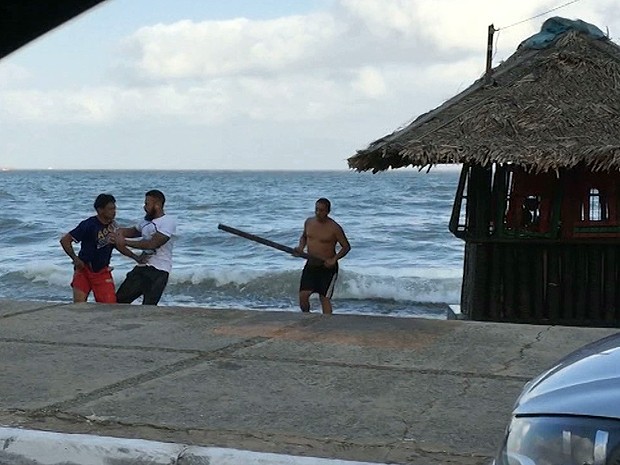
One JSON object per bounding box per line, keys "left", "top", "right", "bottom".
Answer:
{"left": 0, "top": 62, "right": 31, "bottom": 87}
{"left": 119, "top": 0, "right": 496, "bottom": 85}
{"left": 2, "top": 0, "right": 620, "bottom": 133}
{"left": 121, "top": 13, "right": 341, "bottom": 80}
{"left": 351, "top": 66, "right": 387, "bottom": 99}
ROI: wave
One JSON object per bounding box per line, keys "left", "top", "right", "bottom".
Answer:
{"left": 168, "top": 266, "right": 461, "bottom": 304}
{"left": 0, "top": 262, "right": 461, "bottom": 305}
{"left": 2, "top": 263, "right": 72, "bottom": 286}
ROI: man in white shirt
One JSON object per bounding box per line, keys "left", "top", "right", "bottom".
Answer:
{"left": 115, "top": 189, "right": 177, "bottom": 305}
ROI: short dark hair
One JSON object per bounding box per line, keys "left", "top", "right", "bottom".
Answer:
{"left": 146, "top": 189, "right": 165, "bottom": 205}
{"left": 94, "top": 193, "right": 116, "bottom": 211}
{"left": 316, "top": 197, "right": 331, "bottom": 213}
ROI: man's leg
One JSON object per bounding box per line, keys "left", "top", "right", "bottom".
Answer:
{"left": 299, "top": 290, "right": 312, "bottom": 312}
{"left": 317, "top": 265, "right": 338, "bottom": 315}
{"left": 142, "top": 268, "right": 169, "bottom": 305}
{"left": 72, "top": 287, "right": 88, "bottom": 302}
{"left": 319, "top": 295, "right": 333, "bottom": 315}
{"left": 71, "top": 269, "right": 90, "bottom": 302}
{"left": 91, "top": 267, "right": 117, "bottom": 303}
{"left": 115, "top": 267, "right": 144, "bottom": 304}
{"left": 299, "top": 263, "right": 314, "bottom": 312}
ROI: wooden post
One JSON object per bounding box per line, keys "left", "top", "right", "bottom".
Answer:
{"left": 218, "top": 224, "right": 311, "bottom": 260}
{"left": 485, "top": 24, "right": 495, "bottom": 84}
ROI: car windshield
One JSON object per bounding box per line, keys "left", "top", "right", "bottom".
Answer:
{"left": 495, "top": 415, "right": 620, "bottom": 465}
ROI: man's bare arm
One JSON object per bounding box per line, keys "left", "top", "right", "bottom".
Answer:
{"left": 294, "top": 219, "right": 309, "bottom": 254}
{"left": 60, "top": 233, "right": 85, "bottom": 270}
{"left": 115, "top": 242, "right": 144, "bottom": 263}
{"left": 122, "top": 231, "right": 170, "bottom": 251}
{"left": 117, "top": 226, "right": 140, "bottom": 238}
{"left": 334, "top": 225, "right": 351, "bottom": 260}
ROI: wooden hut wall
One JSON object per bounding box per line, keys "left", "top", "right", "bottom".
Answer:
{"left": 455, "top": 164, "right": 620, "bottom": 326}
{"left": 462, "top": 242, "right": 619, "bottom": 326}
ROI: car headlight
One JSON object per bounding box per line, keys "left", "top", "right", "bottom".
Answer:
{"left": 494, "top": 416, "right": 620, "bottom": 465}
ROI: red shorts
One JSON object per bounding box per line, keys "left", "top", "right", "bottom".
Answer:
{"left": 71, "top": 266, "right": 117, "bottom": 303}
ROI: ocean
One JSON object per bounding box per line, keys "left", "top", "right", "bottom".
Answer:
{"left": 0, "top": 169, "right": 464, "bottom": 318}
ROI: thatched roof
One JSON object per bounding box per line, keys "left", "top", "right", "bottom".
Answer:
{"left": 348, "top": 17, "right": 620, "bottom": 173}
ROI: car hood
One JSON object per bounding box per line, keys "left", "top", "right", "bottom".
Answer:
{"left": 514, "top": 332, "right": 620, "bottom": 417}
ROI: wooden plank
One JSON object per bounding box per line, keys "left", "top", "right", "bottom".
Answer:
{"left": 560, "top": 247, "right": 575, "bottom": 321}
{"left": 533, "top": 245, "right": 546, "bottom": 321}
{"left": 603, "top": 247, "right": 617, "bottom": 322}
{"left": 587, "top": 246, "right": 602, "bottom": 322}
{"left": 218, "top": 224, "right": 311, "bottom": 259}
{"left": 465, "top": 169, "right": 477, "bottom": 238}
{"left": 460, "top": 243, "right": 476, "bottom": 319}
{"left": 503, "top": 246, "right": 517, "bottom": 320}
{"left": 546, "top": 246, "right": 561, "bottom": 322}
{"left": 469, "top": 244, "right": 491, "bottom": 320}
{"left": 449, "top": 165, "right": 469, "bottom": 237}
{"left": 488, "top": 243, "right": 502, "bottom": 320}
{"left": 573, "top": 246, "right": 587, "bottom": 322}
{"left": 478, "top": 167, "right": 493, "bottom": 239}
{"left": 516, "top": 245, "right": 532, "bottom": 321}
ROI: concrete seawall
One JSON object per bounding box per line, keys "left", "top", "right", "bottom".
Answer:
{"left": 0, "top": 299, "right": 617, "bottom": 464}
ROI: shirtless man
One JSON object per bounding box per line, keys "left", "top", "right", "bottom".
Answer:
{"left": 294, "top": 198, "right": 351, "bottom": 314}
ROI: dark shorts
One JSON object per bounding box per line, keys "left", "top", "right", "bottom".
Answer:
{"left": 116, "top": 265, "right": 169, "bottom": 306}
{"left": 299, "top": 262, "right": 338, "bottom": 298}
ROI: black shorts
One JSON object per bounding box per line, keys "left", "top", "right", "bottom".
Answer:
{"left": 116, "top": 265, "right": 169, "bottom": 306}
{"left": 299, "top": 262, "right": 338, "bottom": 298}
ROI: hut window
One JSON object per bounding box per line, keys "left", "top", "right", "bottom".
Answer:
{"left": 522, "top": 195, "right": 540, "bottom": 228}
{"left": 582, "top": 188, "right": 607, "bottom": 221}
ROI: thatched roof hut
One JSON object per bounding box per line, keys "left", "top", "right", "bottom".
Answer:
{"left": 348, "top": 17, "right": 620, "bottom": 174}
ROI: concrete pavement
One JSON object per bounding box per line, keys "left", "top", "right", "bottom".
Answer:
{"left": 0, "top": 299, "right": 617, "bottom": 464}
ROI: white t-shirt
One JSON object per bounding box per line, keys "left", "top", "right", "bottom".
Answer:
{"left": 133, "top": 214, "right": 177, "bottom": 273}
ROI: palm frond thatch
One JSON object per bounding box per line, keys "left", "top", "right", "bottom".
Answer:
{"left": 348, "top": 21, "right": 620, "bottom": 173}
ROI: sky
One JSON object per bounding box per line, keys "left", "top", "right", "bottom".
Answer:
{"left": 0, "top": 0, "right": 619, "bottom": 170}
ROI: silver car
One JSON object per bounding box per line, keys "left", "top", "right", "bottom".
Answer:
{"left": 494, "top": 332, "right": 620, "bottom": 465}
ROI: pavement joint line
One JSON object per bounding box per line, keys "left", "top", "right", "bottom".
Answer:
{"left": 0, "top": 334, "right": 274, "bottom": 355}
{"left": 0, "top": 315, "right": 323, "bottom": 353}
{"left": 0, "top": 302, "right": 66, "bottom": 319}
{"left": 0, "top": 337, "right": 206, "bottom": 354}
{"left": 32, "top": 336, "right": 270, "bottom": 412}
{"left": 226, "top": 355, "right": 534, "bottom": 382}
